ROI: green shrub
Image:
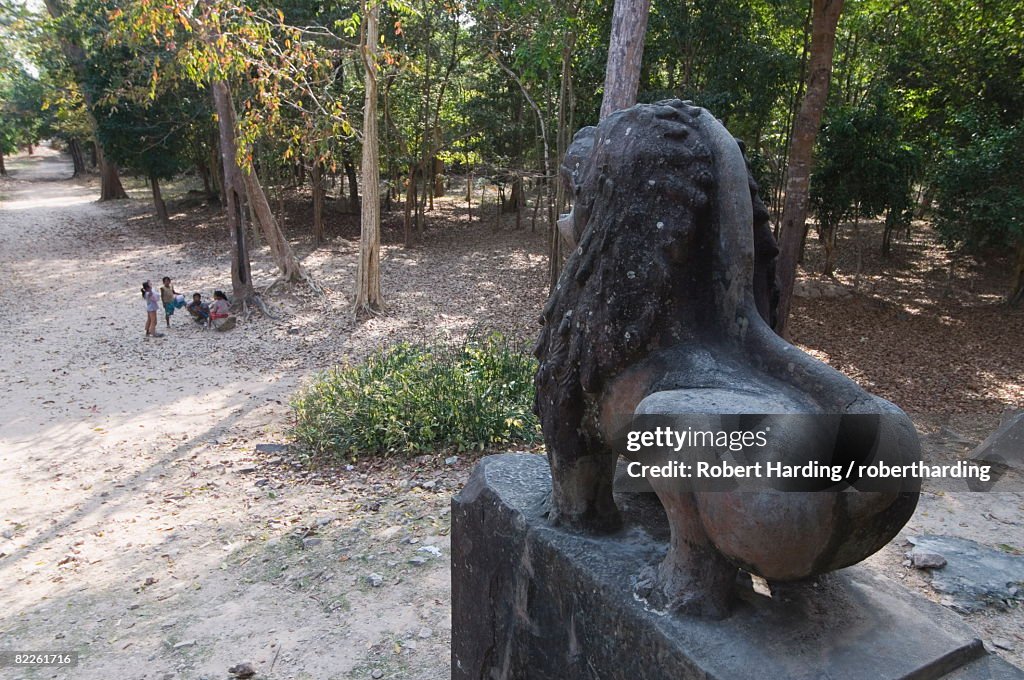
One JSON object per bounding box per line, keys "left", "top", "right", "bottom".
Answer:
{"left": 290, "top": 334, "right": 541, "bottom": 459}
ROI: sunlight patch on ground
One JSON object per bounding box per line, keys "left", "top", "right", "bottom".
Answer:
{"left": 0, "top": 193, "right": 95, "bottom": 210}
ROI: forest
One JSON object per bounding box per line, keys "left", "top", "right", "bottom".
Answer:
{"left": 1, "top": 0, "right": 1022, "bottom": 318}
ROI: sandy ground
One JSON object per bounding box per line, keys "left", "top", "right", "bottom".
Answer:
{"left": 0, "top": 150, "right": 457, "bottom": 680}
{"left": 1, "top": 149, "right": 1021, "bottom": 679}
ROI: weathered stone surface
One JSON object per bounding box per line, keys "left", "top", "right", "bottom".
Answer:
{"left": 908, "top": 535, "right": 1024, "bottom": 612}
{"left": 971, "top": 411, "right": 1024, "bottom": 470}
{"left": 452, "top": 454, "right": 1023, "bottom": 680}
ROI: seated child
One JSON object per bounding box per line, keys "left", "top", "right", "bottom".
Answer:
{"left": 187, "top": 293, "right": 210, "bottom": 324}
{"left": 209, "top": 290, "right": 236, "bottom": 331}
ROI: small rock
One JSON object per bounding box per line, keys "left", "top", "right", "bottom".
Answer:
{"left": 909, "top": 550, "right": 947, "bottom": 569}
{"left": 228, "top": 661, "right": 257, "bottom": 678}
{"left": 173, "top": 639, "right": 196, "bottom": 650}
{"left": 409, "top": 556, "right": 429, "bottom": 566}
{"left": 992, "top": 638, "right": 1015, "bottom": 651}
{"left": 444, "top": 456, "right": 459, "bottom": 466}
{"left": 315, "top": 516, "right": 336, "bottom": 527}
{"left": 417, "top": 627, "right": 433, "bottom": 639}
{"left": 367, "top": 573, "right": 384, "bottom": 587}
{"left": 371, "top": 670, "right": 384, "bottom": 679}
{"left": 255, "top": 443, "right": 289, "bottom": 454}
{"left": 421, "top": 480, "right": 437, "bottom": 490}
{"left": 417, "top": 546, "right": 442, "bottom": 557}
{"left": 302, "top": 538, "right": 322, "bottom": 549}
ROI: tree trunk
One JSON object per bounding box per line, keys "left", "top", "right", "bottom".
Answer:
{"left": 312, "top": 161, "right": 325, "bottom": 247}
{"left": 211, "top": 80, "right": 256, "bottom": 305}
{"left": 599, "top": 0, "right": 652, "bottom": 120}
{"left": 343, "top": 149, "right": 360, "bottom": 211}
{"left": 882, "top": 209, "right": 895, "bottom": 258}
{"left": 150, "top": 175, "right": 169, "bottom": 224}
{"left": 208, "top": 93, "right": 313, "bottom": 289}
{"left": 532, "top": 179, "right": 543, "bottom": 233}
{"left": 197, "top": 157, "right": 214, "bottom": 201}
{"left": 822, "top": 222, "right": 838, "bottom": 277}
{"left": 209, "top": 136, "right": 225, "bottom": 208}
{"left": 852, "top": 208, "right": 862, "bottom": 288}
{"left": 243, "top": 166, "right": 316, "bottom": 285}
{"left": 432, "top": 157, "right": 444, "bottom": 197}
{"left": 504, "top": 176, "right": 522, "bottom": 213}
{"left": 403, "top": 164, "right": 418, "bottom": 247}
{"left": 0, "top": 152, "right": 5, "bottom": 176}
{"left": 354, "top": 0, "right": 384, "bottom": 316}
{"left": 1009, "top": 240, "right": 1024, "bottom": 306}
{"left": 95, "top": 137, "right": 129, "bottom": 201}
{"left": 492, "top": 53, "right": 555, "bottom": 289}
{"left": 773, "top": 0, "right": 844, "bottom": 337}
{"left": 69, "top": 138, "right": 86, "bottom": 177}
{"left": 556, "top": 11, "right": 579, "bottom": 215}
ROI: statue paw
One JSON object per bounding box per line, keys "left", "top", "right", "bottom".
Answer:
{"left": 544, "top": 494, "right": 622, "bottom": 534}
{"left": 635, "top": 560, "right": 736, "bottom": 619}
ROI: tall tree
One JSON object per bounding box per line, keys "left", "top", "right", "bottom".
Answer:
{"left": 773, "top": 0, "right": 844, "bottom": 337}
{"left": 42, "top": 0, "right": 128, "bottom": 200}
{"left": 354, "top": 0, "right": 384, "bottom": 316}
{"left": 599, "top": 0, "right": 651, "bottom": 119}
{"left": 212, "top": 80, "right": 257, "bottom": 305}
{"left": 122, "top": 0, "right": 322, "bottom": 296}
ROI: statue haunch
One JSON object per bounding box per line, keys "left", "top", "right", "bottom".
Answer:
{"left": 533, "top": 100, "right": 920, "bottom": 618}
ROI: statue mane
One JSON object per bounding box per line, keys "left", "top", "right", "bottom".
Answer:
{"left": 535, "top": 100, "right": 778, "bottom": 403}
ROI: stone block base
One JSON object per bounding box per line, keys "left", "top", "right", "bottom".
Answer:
{"left": 452, "top": 454, "right": 1023, "bottom": 680}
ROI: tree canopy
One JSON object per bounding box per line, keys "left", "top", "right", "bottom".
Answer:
{"left": 4, "top": 0, "right": 1022, "bottom": 303}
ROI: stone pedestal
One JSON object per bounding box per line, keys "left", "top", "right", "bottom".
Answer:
{"left": 452, "top": 454, "right": 1024, "bottom": 680}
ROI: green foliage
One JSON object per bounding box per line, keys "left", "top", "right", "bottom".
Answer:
{"left": 933, "top": 117, "right": 1024, "bottom": 253}
{"left": 290, "top": 334, "right": 540, "bottom": 459}
{"left": 810, "top": 92, "right": 921, "bottom": 233}
{"left": 0, "top": 66, "right": 49, "bottom": 154}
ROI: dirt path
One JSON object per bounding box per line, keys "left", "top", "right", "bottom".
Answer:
{"left": 0, "top": 151, "right": 454, "bottom": 680}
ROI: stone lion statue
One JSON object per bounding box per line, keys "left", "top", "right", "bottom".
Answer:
{"left": 533, "top": 99, "right": 921, "bottom": 617}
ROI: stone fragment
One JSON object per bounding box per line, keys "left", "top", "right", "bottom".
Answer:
{"left": 909, "top": 550, "right": 947, "bottom": 569}
{"left": 228, "top": 662, "right": 256, "bottom": 678}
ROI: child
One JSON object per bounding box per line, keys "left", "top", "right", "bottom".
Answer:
{"left": 142, "top": 281, "right": 163, "bottom": 338}
{"left": 160, "top": 276, "right": 186, "bottom": 327}
{"left": 209, "top": 290, "right": 236, "bottom": 331}
{"left": 187, "top": 292, "right": 211, "bottom": 325}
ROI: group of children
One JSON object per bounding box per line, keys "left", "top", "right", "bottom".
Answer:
{"left": 140, "top": 276, "right": 235, "bottom": 338}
